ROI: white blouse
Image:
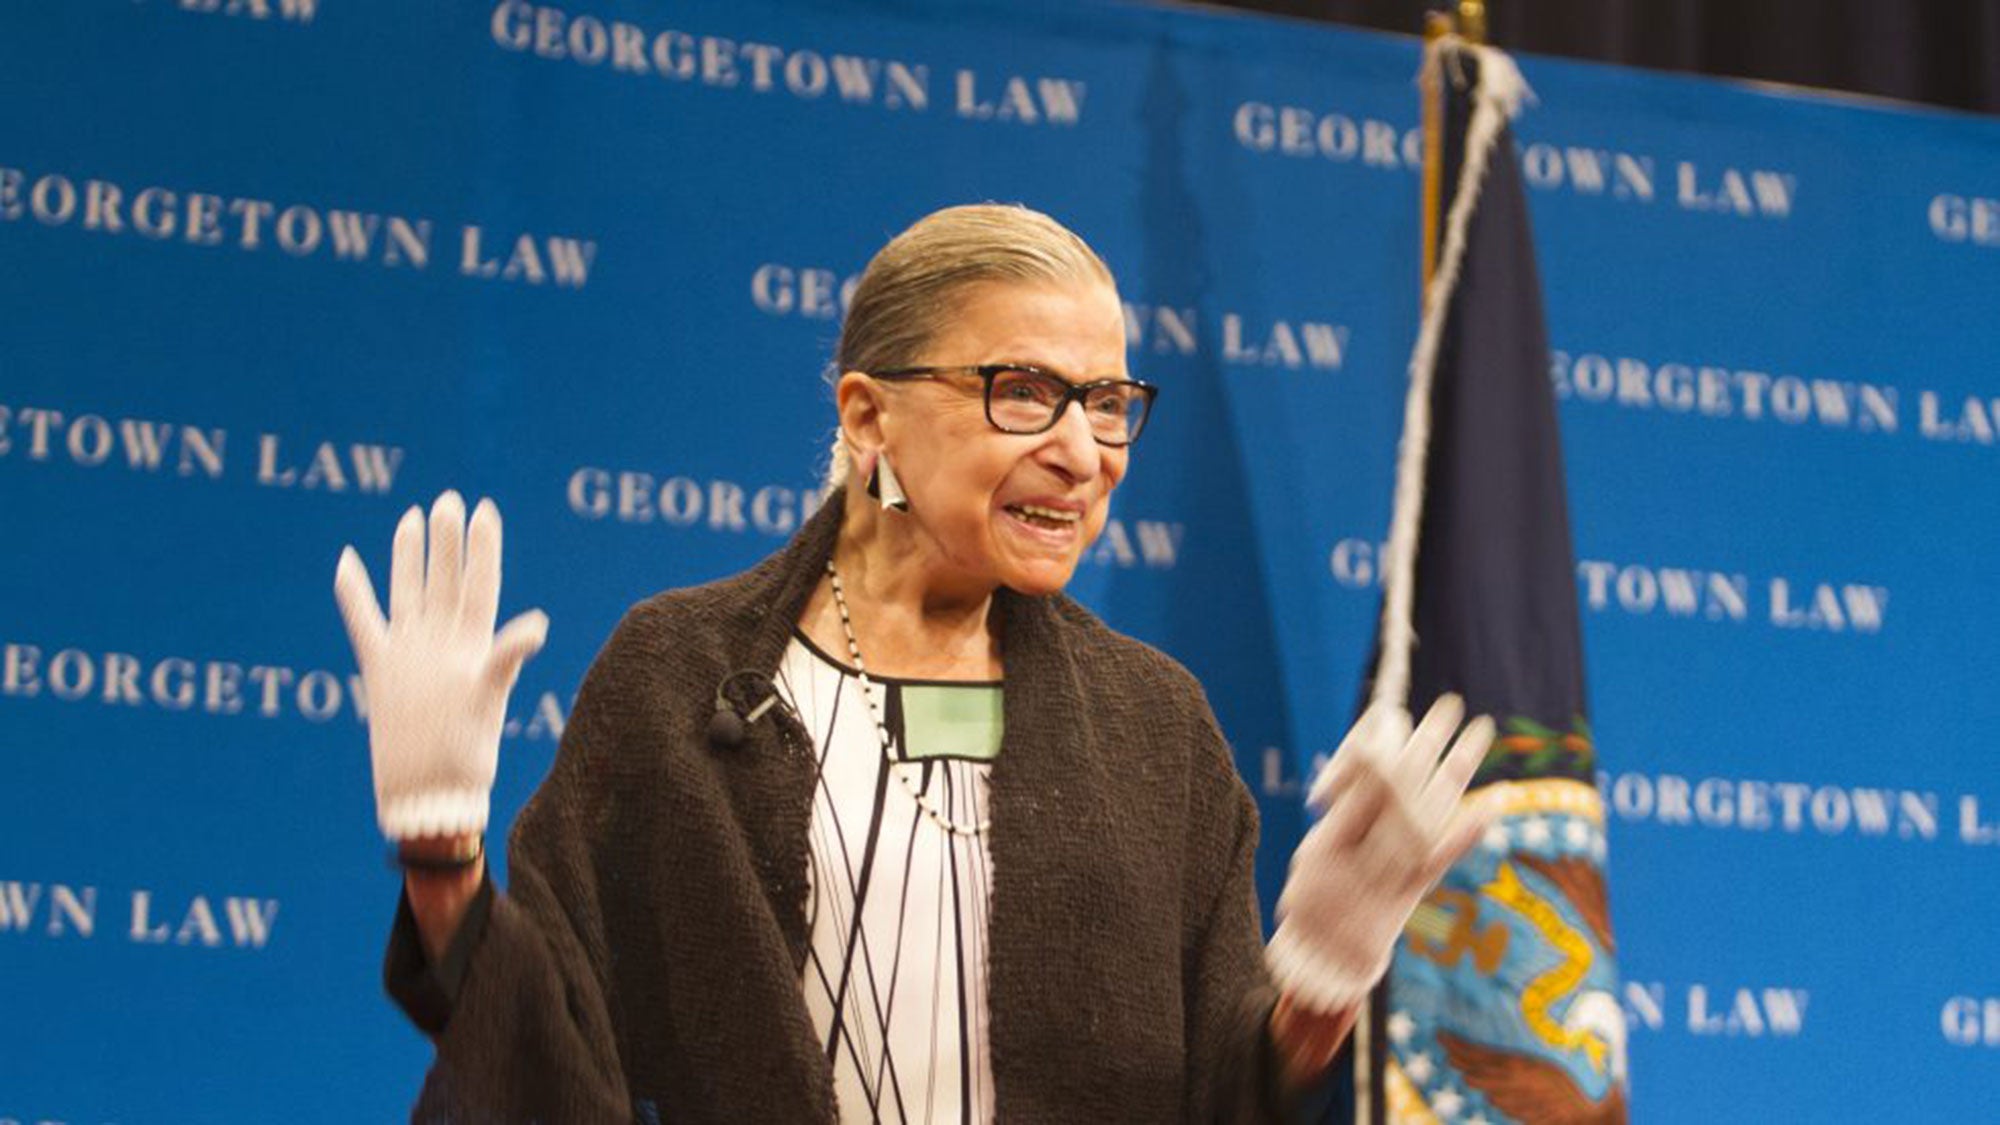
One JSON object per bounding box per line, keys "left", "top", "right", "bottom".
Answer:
{"left": 776, "top": 632, "right": 1004, "bottom": 1125}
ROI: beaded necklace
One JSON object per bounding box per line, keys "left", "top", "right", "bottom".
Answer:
{"left": 824, "top": 559, "right": 992, "bottom": 837}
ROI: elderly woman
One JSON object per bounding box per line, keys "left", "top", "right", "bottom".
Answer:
{"left": 335, "top": 204, "right": 1496, "bottom": 1122}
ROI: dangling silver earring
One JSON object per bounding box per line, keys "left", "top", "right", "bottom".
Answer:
{"left": 868, "top": 452, "right": 909, "bottom": 513}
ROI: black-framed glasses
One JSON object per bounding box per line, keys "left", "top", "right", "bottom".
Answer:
{"left": 866, "top": 364, "right": 1159, "bottom": 447}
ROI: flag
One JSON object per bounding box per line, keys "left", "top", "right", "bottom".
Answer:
{"left": 1344, "top": 37, "right": 1629, "bottom": 1125}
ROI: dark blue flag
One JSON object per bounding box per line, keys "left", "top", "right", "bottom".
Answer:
{"left": 1346, "top": 39, "right": 1629, "bottom": 1125}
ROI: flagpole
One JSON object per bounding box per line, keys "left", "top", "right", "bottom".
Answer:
{"left": 1420, "top": 10, "right": 1452, "bottom": 303}
{"left": 1362, "top": 12, "right": 1457, "bottom": 1124}
{"left": 1362, "top": 12, "right": 1530, "bottom": 1118}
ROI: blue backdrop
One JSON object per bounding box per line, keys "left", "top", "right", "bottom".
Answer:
{"left": 3, "top": 1, "right": 1996, "bottom": 1120}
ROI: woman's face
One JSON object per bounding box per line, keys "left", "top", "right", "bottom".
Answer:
{"left": 876, "top": 279, "right": 1131, "bottom": 598}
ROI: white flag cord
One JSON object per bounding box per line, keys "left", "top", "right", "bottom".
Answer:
{"left": 1368, "top": 39, "right": 1531, "bottom": 713}
{"left": 1355, "top": 37, "right": 1530, "bottom": 1125}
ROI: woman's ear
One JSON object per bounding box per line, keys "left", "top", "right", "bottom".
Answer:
{"left": 835, "top": 370, "right": 887, "bottom": 475}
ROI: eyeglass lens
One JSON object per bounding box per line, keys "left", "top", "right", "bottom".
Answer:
{"left": 989, "top": 367, "right": 1149, "bottom": 443}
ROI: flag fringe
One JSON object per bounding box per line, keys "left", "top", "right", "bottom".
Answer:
{"left": 1369, "top": 40, "right": 1532, "bottom": 713}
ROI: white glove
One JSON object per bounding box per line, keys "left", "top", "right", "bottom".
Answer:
{"left": 1266, "top": 693, "right": 1502, "bottom": 1013}
{"left": 334, "top": 491, "right": 549, "bottom": 841}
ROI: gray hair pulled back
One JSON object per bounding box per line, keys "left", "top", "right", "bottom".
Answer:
{"left": 824, "top": 203, "right": 1115, "bottom": 489}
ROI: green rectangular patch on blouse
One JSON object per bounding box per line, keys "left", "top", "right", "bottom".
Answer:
{"left": 896, "top": 683, "right": 1004, "bottom": 762}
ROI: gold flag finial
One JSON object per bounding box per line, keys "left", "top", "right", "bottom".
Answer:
{"left": 1458, "top": 0, "right": 1487, "bottom": 43}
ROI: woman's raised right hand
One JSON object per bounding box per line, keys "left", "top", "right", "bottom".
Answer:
{"left": 334, "top": 491, "right": 549, "bottom": 843}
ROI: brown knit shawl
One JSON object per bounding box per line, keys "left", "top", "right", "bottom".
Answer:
{"left": 390, "top": 492, "right": 1286, "bottom": 1123}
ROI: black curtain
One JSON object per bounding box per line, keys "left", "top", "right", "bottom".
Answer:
{"left": 1212, "top": 0, "right": 2000, "bottom": 116}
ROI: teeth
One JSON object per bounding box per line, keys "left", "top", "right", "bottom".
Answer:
{"left": 1012, "top": 504, "right": 1079, "bottom": 522}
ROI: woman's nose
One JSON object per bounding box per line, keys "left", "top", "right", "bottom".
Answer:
{"left": 1038, "top": 399, "right": 1102, "bottom": 480}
